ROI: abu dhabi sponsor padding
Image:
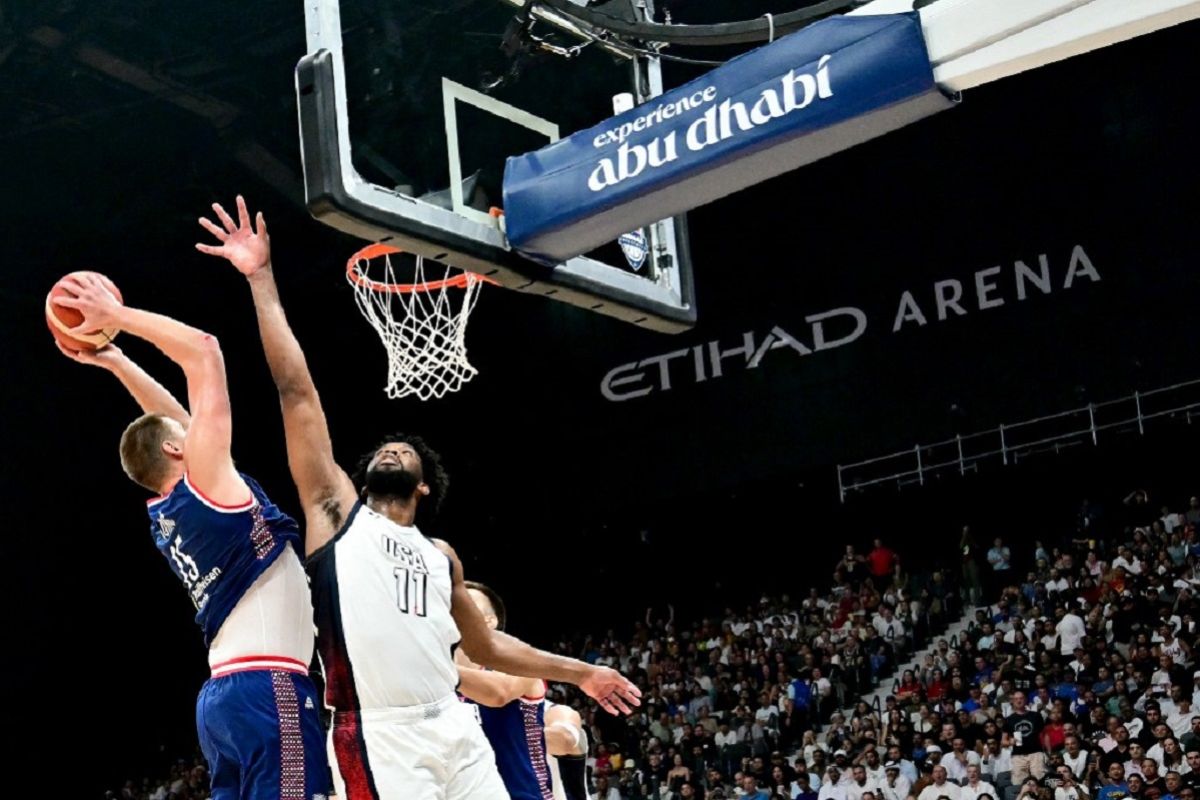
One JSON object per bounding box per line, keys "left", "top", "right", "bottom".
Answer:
{"left": 502, "top": 12, "right": 956, "bottom": 265}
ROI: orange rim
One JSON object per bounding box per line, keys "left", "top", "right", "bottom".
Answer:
{"left": 346, "top": 243, "right": 498, "bottom": 294}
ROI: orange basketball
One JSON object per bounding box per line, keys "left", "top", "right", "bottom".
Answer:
{"left": 45, "top": 271, "right": 124, "bottom": 352}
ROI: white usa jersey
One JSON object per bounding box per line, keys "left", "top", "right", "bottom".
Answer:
{"left": 307, "top": 501, "right": 461, "bottom": 710}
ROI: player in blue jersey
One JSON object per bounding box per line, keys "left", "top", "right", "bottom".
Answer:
{"left": 457, "top": 582, "right": 592, "bottom": 800}
{"left": 54, "top": 268, "right": 331, "bottom": 800}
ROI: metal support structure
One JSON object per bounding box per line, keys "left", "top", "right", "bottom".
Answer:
{"left": 838, "top": 377, "right": 1200, "bottom": 502}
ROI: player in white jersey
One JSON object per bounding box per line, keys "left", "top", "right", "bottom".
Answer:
{"left": 200, "top": 197, "right": 641, "bottom": 800}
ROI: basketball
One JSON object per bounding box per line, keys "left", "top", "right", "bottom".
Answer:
{"left": 45, "top": 271, "right": 123, "bottom": 352}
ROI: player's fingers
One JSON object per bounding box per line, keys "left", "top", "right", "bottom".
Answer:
{"left": 597, "top": 698, "right": 618, "bottom": 716}
{"left": 198, "top": 217, "right": 229, "bottom": 241}
{"left": 255, "top": 211, "right": 267, "bottom": 238}
{"left": 617, "top": 685, "right": 642, "bottom": 706}
{"left": 83, "top": 273, "right": 115, "bottom": 300}
{"left": 58, "top": 275, "right": 85, "bottom": 295}
{"left": 66, "top": 322, "right": 100, "bottom": 336}
{"left": 51, "top": 294, "right": 84, "bottom": 309}
{"left": 609, "top": 695, "right": 633, "bottom": 715}
{"left": 213, "top": 202, "right": 238, "bottom": 233}
{"left": 195, "top": 243, "right": 223, "bottom": 257}
{"left": 236, "top": 194, "right": 252, "bottom": 229}
{"left": 623, "top": 680, "right": 643, "bottom": 699}
{"left": 97, "top": 274, "right": 120, "bottom": 299}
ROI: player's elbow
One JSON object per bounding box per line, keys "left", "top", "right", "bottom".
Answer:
{"left": 192, "top": 331, "right": 223, "bottom": 360}
{"left": 182, "top": 332, "right": 225, "bottom": 373}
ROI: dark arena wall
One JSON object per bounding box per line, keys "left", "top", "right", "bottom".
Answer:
{"left": 461, "top": 18, "right": 1200, "bottom": 505}
{"left": 1, "top": 5, "right": 1198, "bottom": 790}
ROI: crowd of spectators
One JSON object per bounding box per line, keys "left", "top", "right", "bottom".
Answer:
{"left": 131, "top": 487, "right": 1200, "bottom": 800}
{"left": 106, "top": 754, "right": 210, "bottom": 800}
{"left": 556, "top": 487, "right": 1200, "bottom": 800}
{"left": 547, "top": 538, "right": 964, "bottom": 799}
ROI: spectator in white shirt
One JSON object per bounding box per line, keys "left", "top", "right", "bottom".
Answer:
{"left": 873, "top": 606, "right": 907, "bottom": 645}
{"left": 960, "top": 765, "right": 998, "bottom": 800}
{"left": 878, "top": 763, "right": 911, "bottom": 800}
{"left": 919, "top": 767, "right": 962, "bottom": 800}
{"left": 590, "top": 775, "right": 622, "bottom": 800}
{"left": 981, "top": 737, "right": 1012, "bottom": 783}
{"left": 1057, "top": 606, "right": 1088, "bottom": 657}
{"left": 819, "top": 769, "right": 849, "bottom": 800}
{"left": 1047, "top": 570, "right": 1071, "bottom": 596}
{"left": 941, "top": 738, "right": 982, "bottom": 783}
{"left": 1063, "top": 735, "right": 1090, "bottom": 779}
{"left": 862, "top": 749, "right": 888, "bottom": 786}
{"left": 1113, "top": 548, "right": 1143, "bottom": 575}
{"left": 755, "top": 694, "right": 779, "bottom": 727}
{"left": 1170, "top": 699, "right": 1197, "bottom": 738}
{"left": 716, "top": 721, "right": 740, "bottom": 748}
{"left": 1054, "top": 765, "right": 1090, "bottom": 800}
{"left": 845, "top": 766, "right": 878, "bottom": 800}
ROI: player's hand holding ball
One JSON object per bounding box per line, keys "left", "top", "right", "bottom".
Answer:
{"left": 579, "top": 665, "right": 643, "bottom": 716}
{"left": 196, "top": 195, "right": 271, "bottom": 276}
{"left": 46, "top": 270, "right": 124, "bottom": 353}
{"left": 55, "top": 340, "right": 127, "bottom": 369}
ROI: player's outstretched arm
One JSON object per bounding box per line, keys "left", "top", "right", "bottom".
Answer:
{"left": 456, "top": 665, "right": 542, "bottom": 708}
{"left": 196, "top": 196, "right": 356, "bottom": 551}
{"left": 52, "top": 277, "right": 245, "bottom": 504}
{"left": 435, "top": 539, "right": 642, "bottom": 716}
{"left": 57, "top": 344, "right": 191, "bottom": 426}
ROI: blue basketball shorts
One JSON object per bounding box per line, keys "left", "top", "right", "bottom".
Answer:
{"left": 196, "top": 665, "right": 332, "bottom": 800}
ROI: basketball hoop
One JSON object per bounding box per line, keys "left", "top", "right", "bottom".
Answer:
{"left": 346, "top": 243, "right": 496, "bottom": 401}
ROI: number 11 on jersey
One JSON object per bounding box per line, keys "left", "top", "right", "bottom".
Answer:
{"left": 394, "top": 566, "right": 429, "bottom": 617}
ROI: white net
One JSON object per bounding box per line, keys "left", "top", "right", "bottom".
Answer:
{"left": 347, "top": 246, "right": 487, "bottom": 401}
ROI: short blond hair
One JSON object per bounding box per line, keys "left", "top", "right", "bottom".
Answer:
{"left": 119, "top": 414, "right": 176, "bottom": 492}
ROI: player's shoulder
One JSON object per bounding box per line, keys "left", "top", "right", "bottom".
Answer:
{"left": 427, "top": 538, "right": 463, "bottom": 580}
{"left": 429, "top": 537, "right": 455, "bottom": 557}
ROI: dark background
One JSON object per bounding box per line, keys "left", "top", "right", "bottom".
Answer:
{"left": 1, "top": 1, "right": 1198, "bottom": 791}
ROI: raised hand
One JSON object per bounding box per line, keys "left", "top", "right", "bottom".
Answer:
{"left": 196, "top": 195, "right": 270, "bottom": 276}
{"left": 53, "top": 272, "right": 123, "bottom": 334}
{"left": 579, "top": 665, "right": 642, "bottom": 716}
